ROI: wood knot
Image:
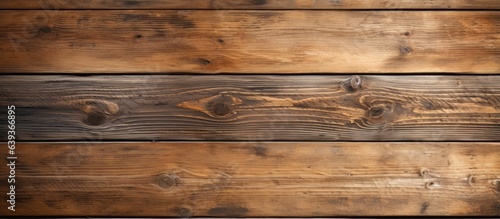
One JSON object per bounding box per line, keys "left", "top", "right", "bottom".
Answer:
{"left": 157, "top": 173, "right": 180, "bottom": 189}
{"left": 84, "top": 111, "right": 106, "bottom": 126}
{"left": 420, "top": 202, "right": 429, "bottom": 214}
{"left": 368, "top": 106, "right": 385, "bottom": 118}
{"left": 196, "top": 58, "right": 211, "bottom": 66}
{"left": 467, "top": 174, "right": 476, "bottom": 185}
{"left": 177, "top": 94, "right": 242, "bottom": 119}
{"left": 39, "top": 25, "right": 52, "bottom": 33}
{"left": 217, "top": 37, "right": 226, "bottom": 45}
{"left": 80, "top": 100, "right": 120, "bottom": 126}
{"left": 178, "top": 207, "right": 193, "bottom": 217}
{"left": 419, "top": 167, "right": 430, "bottom": 178}
{"left": 425, "top": 179, "right": 439, "bottom": 189}
{"left": 400, "top": 45, "right": 413, "bottom": 55}
{"left": 207, "top": 95, "right": 240, "bottom": 119}
{"left": 419, "top": 167, "right": 440, "bottom": 179}
{"left": 211, "top": 101, "right": 232, "bottom": 117}
{"left": 342, "top": 76, "right": 362, "bottom": 92}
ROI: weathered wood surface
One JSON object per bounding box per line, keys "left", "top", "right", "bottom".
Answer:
{"left": 1, "top": 11, "right": 498, "bottom": 73}
{"left": 1, "top": 75, "right": 500, "bottom": 141}
{"left": 1, "top": 0, "right": 499, "bottom": 9}
{"left": 0, "top": 142, "right": 498, "bottom": 216}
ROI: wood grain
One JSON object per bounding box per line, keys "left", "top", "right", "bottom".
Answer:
{"left": 0, "top": 11, "right": 498, "bottom": 73}
{"left": 0, "top": 0, "right": 499, "bottom": 9}
{"left": 1, "top": 75, "right": 500, "bottom": 141}
{"left": 0, "top": 142, "right": 498, "bottom": 216}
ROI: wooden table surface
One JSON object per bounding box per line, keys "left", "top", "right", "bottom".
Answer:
{"left": 0, "top": 0, "right": 499, "bottom": 217}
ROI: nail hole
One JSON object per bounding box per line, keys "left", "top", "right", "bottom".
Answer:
{"left": 400, "top": 46, "right": 413, "bottom": 55}
{"left": 217, "top": 37, "right": 226, "bottom": 44}
{"left": 425, "top": 180, "right": 439, "bottom": 189}
{"left": 135, "top": 34, "right": 143, "bottom": 39}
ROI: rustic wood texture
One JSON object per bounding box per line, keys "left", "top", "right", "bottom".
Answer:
{"left": 1, "top": 75, "right": 500, "bottom": 141}
{"left": 1, "top": 11, "right": 498, "bottom": 73}
{"left": 0, "top": 142, "right": 498, "bottom": 216}
{"left": 1, "top": 0, "right": 499, "bottom": 9}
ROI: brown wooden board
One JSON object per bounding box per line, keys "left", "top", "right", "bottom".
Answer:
{"left": 1, "top": 75, "right": 500, "bottom": 141}
{"left": 0, "top": 0, "right": 499, "bottom": 9}
{"left": 0, "top": 11, "right": 498, "bottom": 73}
{"left": 0, "top": 142, "right": 498, "bottom": 216}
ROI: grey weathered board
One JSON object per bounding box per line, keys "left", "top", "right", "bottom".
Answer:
{"left": 1, "top": 75, "right": 499, "bottom": 141}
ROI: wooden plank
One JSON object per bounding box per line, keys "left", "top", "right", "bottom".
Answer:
{"left": 0, "top": 0, "right": 499, "bottom": 9}
{"left": 0, "top": 11, "right": 498, "bottom": 73}
{"left": 0, "top": 142, "right": 498, "bottom": 216}
{"left": 1, "top": 75, "right": 500, "bottom": 141}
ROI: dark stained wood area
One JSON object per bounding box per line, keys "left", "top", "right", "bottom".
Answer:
{"left": 1, "top": 0, "right": 499, "bottom": 9}
{"left": 0, "top": 11, "right": 498, "bottom": 73}
{"left": 0, "top": 75, "right": 499, "bottom": 141}
{"left": 0, "top": 142, "right": 498, "bottom": 216}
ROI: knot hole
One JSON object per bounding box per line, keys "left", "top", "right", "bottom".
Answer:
{"left": 157, "top": 173, "right": 180, "bottom": 189}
